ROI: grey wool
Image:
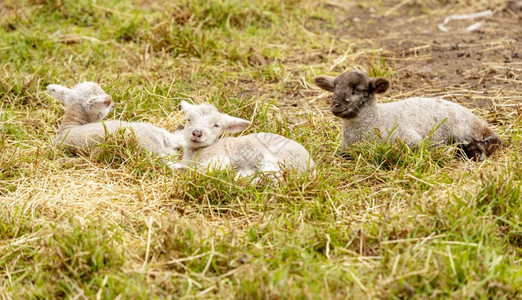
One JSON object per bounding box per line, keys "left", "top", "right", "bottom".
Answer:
{"left": 314, "top": 70, "right": 501, "bottom": 161}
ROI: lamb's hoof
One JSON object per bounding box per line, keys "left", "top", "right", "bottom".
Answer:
{"left": 462, "top": 140, "right": 486, "bottom": 162}
{"left": 338, "top": 151, "right": 352, "bottom": 160}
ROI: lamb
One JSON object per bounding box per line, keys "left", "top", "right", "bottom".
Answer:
{"left": 47, "top": 82, "right": 185, "bottom": 156}
{"left": 175, "top": 101, "right": 315, "bottom": 179}
{"left": 313, "top": 70, "right": 502, "bottom": 161}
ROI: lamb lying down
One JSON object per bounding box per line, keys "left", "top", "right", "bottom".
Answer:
{"left": 314, "top": 70, "right": 502, "bottom": 161}
{"left": 175, "top": 101, "right": 315, "bottom": 179}
{"left": 47, "top": 82, "right": 185, "bottom": 157}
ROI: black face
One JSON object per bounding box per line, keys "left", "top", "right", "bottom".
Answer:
{"left": 330, "top": 72, "right": 372, "bottom": 118}
{"left": 314, "top": 71, "right": 391, "bottom": 119}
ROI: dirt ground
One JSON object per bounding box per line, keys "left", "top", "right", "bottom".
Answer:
{"left": 308, "top": 1, "right": 522, "bottom": 121}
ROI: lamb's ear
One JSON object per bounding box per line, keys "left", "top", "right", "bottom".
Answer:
{"left": 179, "top": 100, "right": 194, "bottom": 112}
{"left": 47, "top": 84, "right": 72, "bottom": 103}
{"left": 369, "top": 77, "right": 390, "bottom": 94}
{"left": 222, "top": 114, "right": 251, "bottom": 133}
{"left": 313, "top": 75, "right": 335, "bottom": 92}
{"left": 91, "top": 95, "right": 113, "bottom": 108}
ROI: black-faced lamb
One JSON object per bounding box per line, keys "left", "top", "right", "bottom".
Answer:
{"left": 313, "top": 70, "right": 501, "bottom": 160}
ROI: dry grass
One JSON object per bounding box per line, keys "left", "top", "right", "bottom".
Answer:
{"left": 0, "top": 0, "right": 521, "bottom": 298}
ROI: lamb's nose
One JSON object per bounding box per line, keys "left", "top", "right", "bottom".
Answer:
{"left": 332, "top": 102, "right": 340, "bottom": 108}
{"left": 192, "top": 130, "right": 202, "bottom": 138}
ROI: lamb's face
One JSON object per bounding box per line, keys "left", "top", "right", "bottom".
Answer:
{"left": 47, "top": 82, "right": 114, "bottom": 123}
{"left": 179, "top": 101, "right": 251, "bottom": 149}
{"left": 182, "top": 103, "right": 223, "bottom": 148}
{"left": 314, "top": 71, "right": 390, "bottom": 119}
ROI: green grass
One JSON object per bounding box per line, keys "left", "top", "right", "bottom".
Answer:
{"left": 368, "top": 53, "right": 393, "bottom": 78}
{"left": 0, "top": 0, "right": 521, "bottom": 298}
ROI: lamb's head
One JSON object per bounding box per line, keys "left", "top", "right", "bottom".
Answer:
{"left": 47, "top": 82, "right": 114, "bottom": 123}
{"left": 314, "top": 71, "right": 390, "bottom": 118}
{"left": 179, "top": 101, "right": 251, "bottom": 149}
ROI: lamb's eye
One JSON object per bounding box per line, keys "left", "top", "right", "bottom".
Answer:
{"left": 214, "top": 124, "right": 220, "bottom": 128}
{"left": 187, "top": 118, "right": 191, "bottom": 122}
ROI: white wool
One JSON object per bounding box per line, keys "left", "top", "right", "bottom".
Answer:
{"left": 176, "top": 101, "right": 315, "bottom": 178}
{"left": 48, "top": 82, "right": 185, "bottom": 156}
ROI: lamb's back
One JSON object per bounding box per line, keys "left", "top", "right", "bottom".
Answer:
{"left": 377, "top": 97, "right": 487, "bottom": 144}
{"left": 56, "top": 120, "right": 129, "bottom": 148}
{"left": 56, "top": 121, "right": 180, "bottom": 155}
{"left": 227, "top": 133, "right": 314, "bottom": 171}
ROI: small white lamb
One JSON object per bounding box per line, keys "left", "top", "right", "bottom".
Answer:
{"left": 176, "top": 101, "right": 315, "bottom": 179}
{"left": 314, "top": 70, "right": 502, "bottom": 160}
{"left": 47, "top": 82, "right": 185, "bottom": 156}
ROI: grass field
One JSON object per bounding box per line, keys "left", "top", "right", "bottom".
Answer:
{"left": 1, "top": 0, "right": 521, "bottom": 298}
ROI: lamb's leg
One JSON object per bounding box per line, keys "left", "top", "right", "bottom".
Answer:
{"left": 461, "top": 134, "right": 502, "bottom": 161}
{"left": 235, "top": 168, "right": 256, "bottom": 180}
{"left": 482, "top": 134, "right": 502, "bottom": 156}
{"left": 157, "top": 150, "right": 183, "bottom": 172}
{"left": 202, "top": 156, "right": 232, "bottom": 172}
{"left": 402, "top": 130, "right": 423, "bottom": 148}
{"left": 462, "top": 141, "right": 487, "bottom": 161}
{"left": 166, "top": 161, "right": 188, "bottom": 172}
{"left": 259, "top": 156, "right": 282, "bottom": 173}
{"left": 257, "top": 156, "right": 284, "bottom": 184}
{"left": 234, "top": 157, "right": 282, "bottom": 184}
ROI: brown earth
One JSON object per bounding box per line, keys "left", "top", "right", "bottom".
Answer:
{"left": 301, "top": 1, "right": 522, "bottom": 124}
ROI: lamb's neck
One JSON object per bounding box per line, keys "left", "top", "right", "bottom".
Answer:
{"left": 182, "top": 146, "right": 205, "bottom": 163}
{"left": 58, "top": 111, "right": 90, "bottom": 133}
{"left": 341, "top": 102, "right": 380, "bottom": 147}
{"left": 182, "top": 138, "right": 229, "bottom": 165}
{"left": 344, "top": 102, "right": 379, "bottom": 126}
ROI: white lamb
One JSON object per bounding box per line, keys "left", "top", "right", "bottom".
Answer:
{"left": 47, "top": 82, "right": 185, "bottom": 156}
{"left": 176, "top": 101, "right": 315, "bottom": 179}
{"left": 314, "top": 70, "right": 502, "bottom": 161}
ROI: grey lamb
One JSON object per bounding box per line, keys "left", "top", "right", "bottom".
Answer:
{"left": 314, "top": 70, "right": 501, "bottom": 161}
